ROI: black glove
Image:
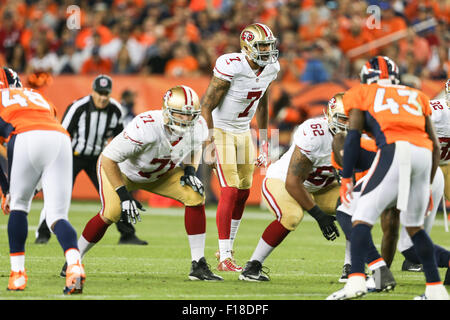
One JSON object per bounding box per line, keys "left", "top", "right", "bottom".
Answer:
{"left": 180, "top": 166, "right": 204, "bottom": 196}
{"left": 307, "top": 205, "right": 340, "bottom": 241}
{"left": 116, "top": 186, "right": 145, "bottom": 224}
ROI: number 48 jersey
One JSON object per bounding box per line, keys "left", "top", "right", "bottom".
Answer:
{"left": 212, "top": 52, "right": 280, "bottom": 133}
{"left": 265, "top": 117, "right": 335, "bottom": 192}
{"left": 102, "top": 110, "right": 208, "bottom": 183}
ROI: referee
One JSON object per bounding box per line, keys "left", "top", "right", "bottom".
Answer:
{"left": 35, "top": 74, "right": 147, "bottom": 245}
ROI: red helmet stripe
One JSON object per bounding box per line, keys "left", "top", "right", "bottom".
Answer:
{"left": 255, "top": 23, "right": 269, "bottom": 37}
{"left": 181, "top": 85, "right": 192, "bottom": 106}
{"left": 377, "top": 56, "right": 389, "bottom": 79}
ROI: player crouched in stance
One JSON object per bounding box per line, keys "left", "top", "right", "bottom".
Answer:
{"left": 0, "top": 67, "right": 84, "bottom": 294}
{"left": 238, "top": 93, "right": 343, "bottom": 282}
{"left": 70, "top": 85, "right": 223, "bottom": 281}
{"left": 328, "top": 56, "right": 449, "bottom": 300}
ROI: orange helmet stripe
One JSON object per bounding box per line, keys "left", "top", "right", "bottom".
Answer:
{"left": 377, "top": 56, "right": 389, "bottom": 79}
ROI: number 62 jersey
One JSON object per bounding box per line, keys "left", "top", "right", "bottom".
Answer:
{"left": 265, "top": 117, "right": 335, "bottom": 192}
{"left": 212, "top": 52, "right": 280, "bottom": 133}
{"left": 430, "top": 98, "right": 450, "bottom": 165}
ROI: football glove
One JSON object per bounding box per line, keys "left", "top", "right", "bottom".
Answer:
{"left": 1, "top": 193, "right": 10, "bottom": 215}
{"left": 256, "top": 140, "right": 269, "bottom": 167}
{"left": 340, "top": 177, "right": 353, "bottom": 207}
{"left": 180, "top": 166, "right": 204, "bottom": 196}
{"left": 307, "top": 205, "right": 340, "bottom": 241}
{"left": 115, "top": 186, "right": 145, "bottom": 224}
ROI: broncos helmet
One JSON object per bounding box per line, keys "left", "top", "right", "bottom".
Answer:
{"left": 0, "top": 67, "right": 22, "bottom": 89}
{"left": 240, "top": 23, "right": 279, "bottom": 67}
{"left": 325, "top": 92, "right": 349, "bottom": 135}
{"left": 360, "top": 56, "right": 400, "bottom": 85}
{"left": 162, "top": 85, "right": 201, "bottom": 136}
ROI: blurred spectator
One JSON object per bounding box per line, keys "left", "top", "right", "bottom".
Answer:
{"left": 164, "top": 43, "right": 199, "bottom": 77}
{"left": 120, "top": 89, "right": 137, "bottom": 125}
{"left": 142, "top": 37, "right": 173, "bottom": 74}
{"left": 6, "top": 43, "right": 27, "bottom": 73}
{"left": 80, "top": 46, "right": 112, "bottom": 75}
{"left": 0, "top": 10, "right": 21, "bottom": 60}
{"left": 55, "top": 41, "right": 86, "bottom": 74}
{"left": 300, "top": 44, "right": 330, "bottom": 84}
{"left": 26, "top": 38, "right": 59, "bottom": 74}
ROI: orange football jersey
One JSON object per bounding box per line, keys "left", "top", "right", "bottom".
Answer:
{"left": 0, "top": 88, "right": 68, "bottom": 140}
{"left": 343, "top": 83, "right": 432, "bottom": 151}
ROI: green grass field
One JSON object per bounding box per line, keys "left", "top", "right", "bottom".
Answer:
{"left": 0, "top": 200, "right": 449, "bottom": 301}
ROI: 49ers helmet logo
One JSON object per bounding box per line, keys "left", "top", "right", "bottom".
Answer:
{"left": 328, "top": 97, "right": 337, "bottom": 109}
{"left": 241, "top": 31, "right": 254, "bottom": 42}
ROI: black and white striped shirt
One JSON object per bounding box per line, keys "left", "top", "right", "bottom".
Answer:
{"left": 61, "top": 95, "right": 126, "bottom": 157}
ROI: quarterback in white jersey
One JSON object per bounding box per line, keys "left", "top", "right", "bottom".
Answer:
{"left": 239, "top": 94, "right": 343, "bottom": 282}
{"left": 201, "top": 23, "right": 280, "bottom": 272}
{"left": 73, "top": 85, "right": 223, "bottom": 282}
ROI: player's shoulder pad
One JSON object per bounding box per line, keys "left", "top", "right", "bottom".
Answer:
{"left": 124, "top": 110, "right": 161, "bottom": 145}
{"left": 294, "top": 117, "right": 329, "bottom": 153}
{"left": 213, "top": 53, "right": 244, "bottom": 81}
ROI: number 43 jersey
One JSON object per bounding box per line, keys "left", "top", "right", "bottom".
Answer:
{"left": 266, "top": 117, "right": 335, "bottom": 192}
{"left": 102, "top": 110, "right": 208, "bottom": 183}
{"left": 212, "top": 52, "right": 280, "bottom": 133}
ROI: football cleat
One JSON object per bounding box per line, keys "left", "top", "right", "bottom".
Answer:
{"left": 401, "top": 259, "right": 423, "bottom": 272}
{"left": 239, "top": 260, "right": 270, "bottom": 282}
{"left": 338, "top": 263, "right": 351, "bottom": 283}
{"left": 189, "top": 257, "right": 223, "bottom": 281}
{"left": 372, "top": 265, "right": 396, "bottom": 292}
{"left": 217, "top": 257, "right": 243, "bottom": 272}
{"left": 414, "top": 284, "right": 449, "bottom": 300}
{"left": 63, "top": 261, "right": 85, "bottom": 295}
{"left": 7, "top": 270, "right": 27, "bottom": 291}
{"left": 326, "top": 274, "right": 367, "bottom": 300}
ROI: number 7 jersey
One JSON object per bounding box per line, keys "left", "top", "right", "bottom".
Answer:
{"left": 212, "top": 52, "right": 280, "bottom": 133}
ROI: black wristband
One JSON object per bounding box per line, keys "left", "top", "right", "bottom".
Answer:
{"left": 115, "top": 185, "right": 131, "bottom": 202}
{"left": 307, "top": 205, "right": 326, "bottom": 221}
{"left": 184, "top": 165, "right": 196, "bottom": 176}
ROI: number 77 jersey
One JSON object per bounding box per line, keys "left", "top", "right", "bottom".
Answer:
{"left": 0, "top": 88, "right": 68, "bottom": 139}
{"left": 212, "top": 52, "right": 280, "bottom": 133}
{"left": 343, "top": 83, "right": 433, "bottom": 151}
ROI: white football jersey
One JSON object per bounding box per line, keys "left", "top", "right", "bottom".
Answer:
{"left": 266, "top": 117, "right": 335, "bottom": 192}
{"left": 430, "top": 99, "right": 450, "bottom": 165}
{"left": 212, "top": 52, "right": 280, "bottom": 133}
{"left": 102, "top": 110, "right": 208, "bottom": 183}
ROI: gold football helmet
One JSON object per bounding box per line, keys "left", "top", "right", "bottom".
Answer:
{"left": 240, "top": 23, "right": 278, "bottom": 67}
{"left": 162, "top": 85, "right": 201, "bottom": 136}
{"left": 326, "top": 92, "right": 349, "bottom": 135}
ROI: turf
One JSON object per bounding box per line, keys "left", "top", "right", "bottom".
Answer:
{"left": 0, "top": 200, "right": 449, "bottom": 301}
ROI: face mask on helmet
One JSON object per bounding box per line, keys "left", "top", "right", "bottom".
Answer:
{"left": 0, "top": 67, "right": 22, "bottom": 89}
{"left": 240, "top": 23, "right": 279, "bottom": 67}
{"left": 325, "top": 93, "right": 349, "bottom": 135}
{"left": 162, "top": 85, "right": 201, "bottom": 136}
{"left": 360, "top": 56, "right": 400, "bottom": 85}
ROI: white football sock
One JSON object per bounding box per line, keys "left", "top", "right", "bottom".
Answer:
{"left": 65, "top": 248, "right": 81, "bottom": 266}
{"left": 10, "top": 254, "right": 25, "bottom": 272}
{"left": 344, "top": 240, "right": 351, "bottom": 265}
{"left": 77, "top": 235, "right": 96, "bottom": 259}
{"left": 219, "top": 239, "right": 231, "bottom": 261}
{"left": 188, "top": 233, "right": 205, "bottom": 262}
{"left": 230, "top": 219, "right": 241, "bottom": 250}
{"left": 250, "top": 238, "right": 274, "bottom": 264}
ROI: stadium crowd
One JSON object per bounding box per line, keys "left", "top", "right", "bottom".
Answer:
{"left": 0, "top": 0, "right": 449, "bottom": 82}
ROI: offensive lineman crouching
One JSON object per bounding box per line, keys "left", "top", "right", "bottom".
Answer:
{"left": 66, "top": 85, "right": 223, "bottom": 281}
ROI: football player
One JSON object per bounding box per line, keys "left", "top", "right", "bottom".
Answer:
{"left": 329, "top": 56, "right": 449, "bottom": 300}
{"left": 68, "top": 85, "right": 223, "bottom": 281}
{"left": 201, "top": 23, "right": 280, "bottom": 271}
{"left": 0, "top": 67, "right": 85, "bottom": 294}
{"left": 238, "top": 94, "right": 342, "bottom": 282}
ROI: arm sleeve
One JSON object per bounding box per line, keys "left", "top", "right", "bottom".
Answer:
{"left": 342, "top": 129, "right": 362, "bottom": 178}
